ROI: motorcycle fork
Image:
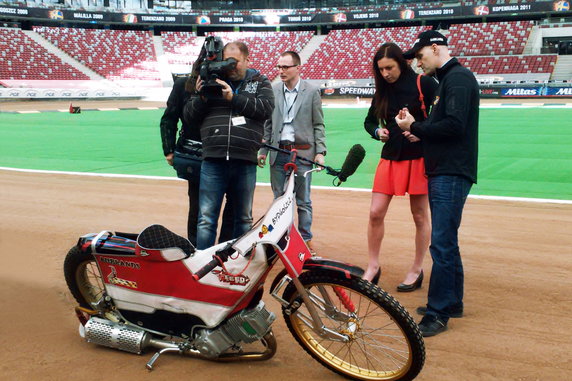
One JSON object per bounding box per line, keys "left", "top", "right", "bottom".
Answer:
{"left": 272, "top": 275, "right": 350, "bottom": 342}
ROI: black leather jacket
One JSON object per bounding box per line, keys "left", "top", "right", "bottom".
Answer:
{"left": 410, "top": 58, "right": 479, "bottom": 183}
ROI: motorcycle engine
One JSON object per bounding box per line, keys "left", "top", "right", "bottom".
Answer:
{"left": 193, "top": 301, "right": 275, "bottom": 358}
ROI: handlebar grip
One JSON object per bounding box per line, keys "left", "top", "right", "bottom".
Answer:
{"left": 192, "top": 243, "right": 235, "bottom": 281}
{"left": 192, "top": 256, "right": 222, "bottom": 281}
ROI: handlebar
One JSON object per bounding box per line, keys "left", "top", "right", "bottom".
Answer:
{"left": 192, "top": 242, "right": 235, "bottom": 281}
{"left": 263, "top": 143, "right": 341, "bottom": 178}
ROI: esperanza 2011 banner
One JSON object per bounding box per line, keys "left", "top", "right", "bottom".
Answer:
{"left": 1, "top": 1, "right": 570, "bottom": 26}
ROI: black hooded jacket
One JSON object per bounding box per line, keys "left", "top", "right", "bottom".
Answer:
{"left": 410, "top": 58, "right": 479, "bottom": 183}
{"left": 183, "top": 68, "right": 274, "bottom": 164}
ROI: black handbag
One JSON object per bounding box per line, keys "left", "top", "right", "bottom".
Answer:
{"left": 173, "top": 139, "right": 202, "bottom": 182}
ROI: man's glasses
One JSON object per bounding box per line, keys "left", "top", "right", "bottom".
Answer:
{"left": 276, "top": 64, "right": 298, "bottom": 70}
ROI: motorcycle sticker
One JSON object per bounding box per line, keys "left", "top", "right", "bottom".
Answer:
{"left": 100, "top": 256, "right": 141, "bottom": 270}
{"left": 212, "top": 269, "right": 250, "bottom": 286}
{"left": 258, "top": 224, "right": 274, "bottom": 238}
{"left": 107, "top": 266, "right": 138, "bottom": 289}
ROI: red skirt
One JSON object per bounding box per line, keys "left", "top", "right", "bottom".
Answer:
{"left": 372, "top": 158, "right": 427, "bottom": 196}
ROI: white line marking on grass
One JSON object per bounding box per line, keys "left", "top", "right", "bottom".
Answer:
{"left": 2, "top": 167, "right": 571, "bottom": 205}
{"left": 97, "top": 108, "right": 120, "bottom": 111}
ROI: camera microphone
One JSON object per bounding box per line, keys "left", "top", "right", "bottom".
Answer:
{"left": 337, "top": 144, "right": 366, "bottom": 183}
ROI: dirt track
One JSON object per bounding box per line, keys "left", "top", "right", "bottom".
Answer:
{"left": 1, "top": 169, "right": 571, "bottom": 381}
{"left": 2, "top": 98, "right": 572, "bottom": 380}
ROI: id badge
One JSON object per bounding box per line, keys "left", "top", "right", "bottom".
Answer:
{"left": 232, "top": 116, "right": 246, "bottom": 126}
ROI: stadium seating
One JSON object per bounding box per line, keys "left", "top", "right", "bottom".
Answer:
{"left": 0, "top": 28, "right": 89, "bottom": 80}
{"left": 447, "top": 21, "right": 534, "bottom": 56}
{"left": 161, "top": 31, "right": 201, "bottom": 66}
{"left": 301, "top": 26, "right": 430, "bottom": 80}
{"left": 204, "top": 31, "right": 314, "bottom": 80}
{"left": 458, "top": 54, "right": 557, "bottom": 75}
{"left": 33, "top": 26, "right": 161, "bottom": 82}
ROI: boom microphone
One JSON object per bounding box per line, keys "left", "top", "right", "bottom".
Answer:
{"left": 337, "top": 144, "right": 366, "bottom": 183}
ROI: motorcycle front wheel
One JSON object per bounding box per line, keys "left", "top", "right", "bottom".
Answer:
{"left": 63, "top": 246, "right": 105, "bottom": 309}
{"left": 282, "top": 271, "right": 425, "bottom": 381}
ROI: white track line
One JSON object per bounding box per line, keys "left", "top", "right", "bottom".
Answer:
{"left": 2, "top": 167, "right": 571, "bottom": 205}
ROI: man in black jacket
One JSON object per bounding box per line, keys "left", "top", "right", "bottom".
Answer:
{"left": 396, "top": 30, "right": 479, "bottom": 337}
{"left": 184, "top": 41, "right": 274, "bottom": 249}
{"left": 159, "top": 74, "right": 233, "bottom": 246}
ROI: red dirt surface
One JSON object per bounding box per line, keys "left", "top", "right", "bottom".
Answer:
{"left": 1, "top": 169, "right": 571, "bottom": 381}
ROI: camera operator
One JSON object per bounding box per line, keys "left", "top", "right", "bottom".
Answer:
{"left": 159, "top": 60, "right": 234, "bottom": 247}
{"left": 184, "top": 41, "right": 274, "bottom": 249}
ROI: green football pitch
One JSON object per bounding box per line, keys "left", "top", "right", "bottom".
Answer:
{"left": 1, "top": 107, "right": 571, "bottom": 200}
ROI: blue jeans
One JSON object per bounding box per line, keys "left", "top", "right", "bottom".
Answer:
{"left": 426, "top": 175, "right": 472, "bottom": 323}
{"left": 270, "top": 154, "right": 313, "bottom": 241}
{"left": 196, "top": 159, "right": 256, "bottom": 249}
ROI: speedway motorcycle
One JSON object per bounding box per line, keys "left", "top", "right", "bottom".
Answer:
{"left": 64, "top": 145, "right": 425, "bottom": 380}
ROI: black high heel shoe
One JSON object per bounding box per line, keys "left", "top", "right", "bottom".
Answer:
{"left": 396, "top": 270, "right": 423, "bottom": 292}
{"left": 371, "top": 269, "right": 381, "bottom": 285}
{"left": 361, "top": 268, "right": 381, "bottom": 285}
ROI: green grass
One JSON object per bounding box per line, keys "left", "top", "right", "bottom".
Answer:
{"left": 1, "top": 107, "right": 571, "bottom": 200}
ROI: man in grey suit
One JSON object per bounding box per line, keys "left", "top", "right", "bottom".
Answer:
{"left": 258, "top": 51, "right": 326, "bottom": 252}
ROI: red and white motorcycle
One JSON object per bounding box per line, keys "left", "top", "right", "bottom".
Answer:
{"left": 64, "top": 145, "right": 425, "bottom": 381}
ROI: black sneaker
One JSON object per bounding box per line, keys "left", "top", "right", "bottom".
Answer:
{"left": 416, "top": 306, "right": 463, "bottom": 318}
{"left": 418, "top": 315, "right": 447, "bottom": 337}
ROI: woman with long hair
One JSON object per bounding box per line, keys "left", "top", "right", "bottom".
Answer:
{"left": 362, "top": 42, "right": 437, "bottom": 291}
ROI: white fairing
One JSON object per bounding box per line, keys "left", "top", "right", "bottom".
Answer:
{"left": 108, "top": 286, "right": 242, "bottom": 327}
{"left": 160, "top": 248, "right": 187, "bottom": 261}
{"left": 106, "top": 242, "right": 270, "bottom": 328}
{"left": 233, "top": 173, "right": 295, "bottom": 255}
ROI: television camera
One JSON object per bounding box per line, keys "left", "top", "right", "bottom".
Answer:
{"left": 198, "top": 36, "right": 237, "bottom": 99}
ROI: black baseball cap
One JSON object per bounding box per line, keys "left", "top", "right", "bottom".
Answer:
{"left": 403, "top": 30, "right": 448, "bottom": 59}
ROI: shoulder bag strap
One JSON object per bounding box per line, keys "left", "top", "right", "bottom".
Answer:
{"left": 417, "top": 74, "right": 428, "bottom": 119}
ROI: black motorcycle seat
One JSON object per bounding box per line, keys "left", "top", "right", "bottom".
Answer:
{"left": 137, "top": 224, "right": 195, "bottom": 261}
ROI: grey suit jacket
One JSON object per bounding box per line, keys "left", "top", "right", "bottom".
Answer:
{"left": 260, "top": 79, "right": 326, "bottom": 165}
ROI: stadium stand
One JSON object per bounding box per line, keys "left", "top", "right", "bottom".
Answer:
{"left": 204, "top": 31, "right": 314, "bottom": 80}
{"left": 33, "top": 26, "right": 161, "bottom": 82}
{"left": 161, "top": 31, "right": 201, "bottom": 66}
{"left": 447, "top": 21, "right": 535, "bottom": 56}
{"left": 443, "top": 21, "right": 557, "bottom": 81}
{"left": 301, "top": 26, "right": 430, "bottom": 80}
{"left": 458, "top": 55, "right": 557, "bottom": 75}
{"left": 0, "top": 28, "right": 90, "bottom": 81}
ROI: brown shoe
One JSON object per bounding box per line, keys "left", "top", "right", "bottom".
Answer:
{"left": 305, "top": 240, "right": 317, "bottom": 256}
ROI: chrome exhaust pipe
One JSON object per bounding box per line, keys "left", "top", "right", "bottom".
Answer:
{"left": 84, "top": 317, "right": 179, "bottom": 354}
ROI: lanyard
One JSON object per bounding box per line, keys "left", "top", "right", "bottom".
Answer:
{"left": 284, "top": 91, "right": 298, "bottom": 119}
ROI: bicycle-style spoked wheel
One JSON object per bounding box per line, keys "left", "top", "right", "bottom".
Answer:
{"left": 64, "top": 246, "right": 105, "bottom": 308}
{"left": 282, "top": 271, "right": 425, "bottom": 381}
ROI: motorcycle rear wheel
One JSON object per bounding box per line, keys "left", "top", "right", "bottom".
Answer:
{"left": 282, "top": 271, "right": 424, "bottom": 381}
{"left": 64, "top": 246, "right": 105, "bottom": 309}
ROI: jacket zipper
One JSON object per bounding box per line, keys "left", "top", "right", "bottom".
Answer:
{"left": 226, "top": 108, "right": 232, "bottom": 160}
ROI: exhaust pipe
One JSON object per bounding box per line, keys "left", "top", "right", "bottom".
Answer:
{"left": 84, "top": 317, "right": 178, "bottom": 354}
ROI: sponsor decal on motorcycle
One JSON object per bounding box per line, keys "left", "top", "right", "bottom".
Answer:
{"left": 258, "top": 224, "right": 274, "bottom": 238}
{"left": 272, "top": 197, "right": 293, "bottom": 226}
{"left": 212, "top": 269, "right": 250, "bottom": 286}
{"left": 107, "top": 266, "right": 138, "bottom": 289}
{"left": 100, "top": 256, "right": 141, "bottom": 269}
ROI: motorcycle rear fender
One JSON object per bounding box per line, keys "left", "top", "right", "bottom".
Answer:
{"left": 77, "top": 232, "right": 137, "bottom": 256}
{"left": 269, "top": 257, "right": 365, "bottom": 294}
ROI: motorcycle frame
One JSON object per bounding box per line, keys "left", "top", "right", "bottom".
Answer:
{"left": 81, "top": 149, "right": 362, "bottom": 342}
